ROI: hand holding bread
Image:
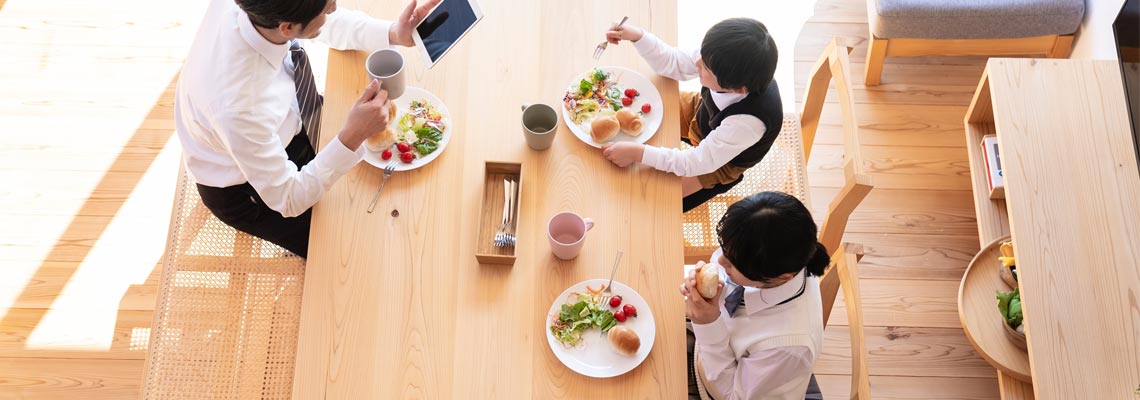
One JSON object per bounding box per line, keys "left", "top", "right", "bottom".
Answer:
{"left": 696, "top": 261, "right": 721, "bottom": 300}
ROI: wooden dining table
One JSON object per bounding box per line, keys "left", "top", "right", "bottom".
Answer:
{"left": 293, "top": 0, "right": 686, "bottom": 398}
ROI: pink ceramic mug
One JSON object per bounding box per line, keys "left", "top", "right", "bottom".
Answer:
{"left": 547, "top": 212, "right": 595, "bottom": 260}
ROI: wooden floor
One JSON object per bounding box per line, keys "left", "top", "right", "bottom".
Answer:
{"left": 0, "top": 0, "right": 1000, "bottom": 398}
{"left": 798, "top": 0, "right": 1000, "bottom": 398}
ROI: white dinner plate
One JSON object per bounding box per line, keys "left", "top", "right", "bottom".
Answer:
{"left": 362, "top": 86, "right": 452, "bottom": 172}
{"left": 561, "top": 67, "right": 664, "bottom": 148}
{"left": 545, "top": 278, "right": 656, "bottom": 378}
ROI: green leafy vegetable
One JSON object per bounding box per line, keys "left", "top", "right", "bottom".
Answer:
{"left": 414, "top": 141, "right": 438, "bottom": 156}
{"left": 996, "top": 288, "right": 1023, "bottom": 328}
{"left": 592, "top": 68, "right": 609, "bottom": 82}
{"left": 549, "top": 294, "right": 619, "bottom": 348}
{"left": 579, "top": 79, "right": 593, "bottom": 95}
{"left": 415, "top": 126, "right": 443, "bottom": 143}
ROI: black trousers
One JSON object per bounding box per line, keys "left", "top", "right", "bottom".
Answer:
{"left": 683, "top": 175, "right": 745, "bottom": 213}
{"left": 196, "top": 131, "right": 316, "bottom": 258}
{"left": 679, "top": 136, "right": 746, "bottom": 213}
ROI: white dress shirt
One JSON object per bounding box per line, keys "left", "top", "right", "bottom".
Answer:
{"left": 693, "top": 249, "right": 823, "bottom": 400}
{"left": 176, "top": 0, "right": 392, "bottom": 217}
{"left": 631, "top": 33, "right": 768, "bottom": 177}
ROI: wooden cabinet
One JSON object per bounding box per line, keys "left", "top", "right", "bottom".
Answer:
{"left": 959, "top": 59, "right": 1140, "bottom": 400}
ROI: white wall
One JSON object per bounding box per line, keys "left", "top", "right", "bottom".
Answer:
{"left": 1071, "top": 0, "right": 1127, "bottom": 60}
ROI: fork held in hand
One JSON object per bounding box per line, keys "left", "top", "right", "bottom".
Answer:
{"left": 366, "top": 160, "right": 397, "bottom": 213}
{"left": 593, "top": 16, "right": 629, "bottom": 60}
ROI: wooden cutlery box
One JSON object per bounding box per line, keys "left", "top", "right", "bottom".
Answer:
{"left": 475, "top": 161, "right": 522, "bottom": 265}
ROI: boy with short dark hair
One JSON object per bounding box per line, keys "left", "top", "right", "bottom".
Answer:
{"left": 601, "top": 18, "right": 783, "bottom": 212}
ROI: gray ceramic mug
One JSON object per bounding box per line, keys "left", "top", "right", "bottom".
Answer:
{"left": 521, "top": 104, "right": 558, "bottom": 150}
{"left": 365, "top": 49, "right": 405, "bottom": 100}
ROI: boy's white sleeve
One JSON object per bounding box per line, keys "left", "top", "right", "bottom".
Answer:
{"left": 631, "top": 32, "right": 701, "bottom": 82}
{"left": 640, "top": 115, "right": 766, "bottom": 177}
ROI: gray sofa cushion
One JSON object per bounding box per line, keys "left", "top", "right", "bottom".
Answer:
{"left": 868, "top": 0, "right": 1085, "bottom": 40}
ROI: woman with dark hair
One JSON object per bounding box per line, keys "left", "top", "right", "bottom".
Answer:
{"left": 177, "top": 0, "right": 438, "bottom": 257}
{"left": 682, "top": 191, "right": 828, "bottom": 399}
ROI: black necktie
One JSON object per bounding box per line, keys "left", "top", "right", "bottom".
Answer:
{"left": 724, "top": 285, "right": 746, "bottom": 316}
{"left": 290, "top": 40, "right": 322, "bottom": 151}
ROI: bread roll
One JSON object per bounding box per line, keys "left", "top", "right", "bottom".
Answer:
{"left": 697, "top": 261, "right": 721, "bottom": 300}
{"left": 364, "top": 102, "right": 399, "bottom": 152}
{"left": 590, "top": 115, "right": 620, "bottom": 143}
{"left": 607, "top": 326, "right": 640, "bottom": 356}
{"left": 615, "top": 108, "right": 644, "bottom": 136}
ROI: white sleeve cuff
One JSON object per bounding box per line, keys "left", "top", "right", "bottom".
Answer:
{"left": 362, "top": 19, "right": 393, "bottom": 52}
{"left": 319, "top": 136, "right": 365, "bottom": 175}
{"left": 692, "top": 313, "right": 731, "bottom": 346}
{"left": 640, "top": 145, "right": 667, "bottom": 169}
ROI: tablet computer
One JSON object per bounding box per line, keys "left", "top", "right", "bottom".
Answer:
{"left": 412, "top": 0, "right": 484, "bottom": 68}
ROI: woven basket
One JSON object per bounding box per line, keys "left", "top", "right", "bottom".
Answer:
{"left": 682, "top": 113, "right": 809, "bottom": 262}
{"left": 142, "top": 166, "right": 306, "bottom": 399}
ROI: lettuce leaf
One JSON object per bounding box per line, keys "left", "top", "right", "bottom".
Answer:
{"left": 415, "top": 126, "right": 443, "bottom": 143}
{"left": 578, "top": 79, "right": 592, "bottom": 95}
{"left": 996, "top": 288, "right": 1023, "bottom": 328}
{"left": 592, "top": 68, "right": 609, "bottom": 82}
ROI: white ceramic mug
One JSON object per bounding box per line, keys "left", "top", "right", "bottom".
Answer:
{"left": 521, "top": 104, "right": 558, "bottom": 150}
{"left": 548, "top": 212, "right": 595, "bottom": 260}
{"left": 365, "top": 49, "right": 406, "bottom": 100}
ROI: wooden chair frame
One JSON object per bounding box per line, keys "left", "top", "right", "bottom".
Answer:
{"left": 819, "top": 243, "right": 872, "bottom": 400}
{"left": 864, "top": 33, "right": 1075, "bottom": 86}
{"left": 802, "top": 39, "right": 875, "bottom": 253}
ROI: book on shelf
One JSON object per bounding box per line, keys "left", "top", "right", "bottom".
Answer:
{"left": 981, "top": 135, "right": 1005, "bottom": 199}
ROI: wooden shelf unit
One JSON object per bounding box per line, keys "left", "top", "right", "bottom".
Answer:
{"left": 959, "top": 59, "right": 1140, "bottom": 400}
{"left": 961, "top": 67, "right": 1035, "bottom": 398}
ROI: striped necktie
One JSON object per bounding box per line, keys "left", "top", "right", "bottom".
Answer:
{"left": 724, "top": 285, "right": 746, "bottom": 316}
{"left": 290, "top": 40, "right": 322, "bottom": 151}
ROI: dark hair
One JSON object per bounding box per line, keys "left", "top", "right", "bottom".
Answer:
{"left": 235, "top": 0, "right": 328, "bottom": 29}
{"left": 700, "top": 18, "right": 778, "bottom": 93}
{"left": 717, "top": 191, "right": 829, "bottom": 281}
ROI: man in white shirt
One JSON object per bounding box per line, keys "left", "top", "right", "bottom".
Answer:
{"left": 600, "top": 19, "right": 783, "bottom": 212}
{"left": 176, "top": 0, "right": 438, "bottom": 257}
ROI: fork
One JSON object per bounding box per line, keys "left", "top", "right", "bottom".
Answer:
{"left": 593, "top": 16, "right": 629, "bottom": 60}
{"left": 502, "top": 177, "right": 519, "bottom": 247}
{"left": 493, "top": 178, "right": 513, "bottom": 247}
{"left": 366, "top": 160, "right": 397, "bottom": 213}
{"left": 600, "top": 251, "right": 624, "bottom": 303}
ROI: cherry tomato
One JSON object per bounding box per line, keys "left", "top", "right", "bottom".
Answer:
{"left": 381, "top": 149, "right": 393, "bottom": 160}
{"left": 396, "top": 142, "right": 411, "bottom": 153}
{"left": 641, "top": 103, "right": 652, "bottom": 113}
{"left": 613, "top": 310, "right": 627, "bottom": 322}
{"left": 624, "top": 88, "right": 638, "bottom": 98}
{"left": 399, "top": 152, "right": 414, "bottom": 163}
{"left": 609, "top": 295, "right": 623, "bottom": 308}
{"left": 623, "top": 304, "right": 637, "bottom": 317}
{"left": 621, "top": 97, "right": 633, "bottom": 106}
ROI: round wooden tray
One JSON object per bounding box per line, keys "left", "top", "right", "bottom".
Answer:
{"left": 958, "top": 235, "right": 1032, "bottom": 381}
